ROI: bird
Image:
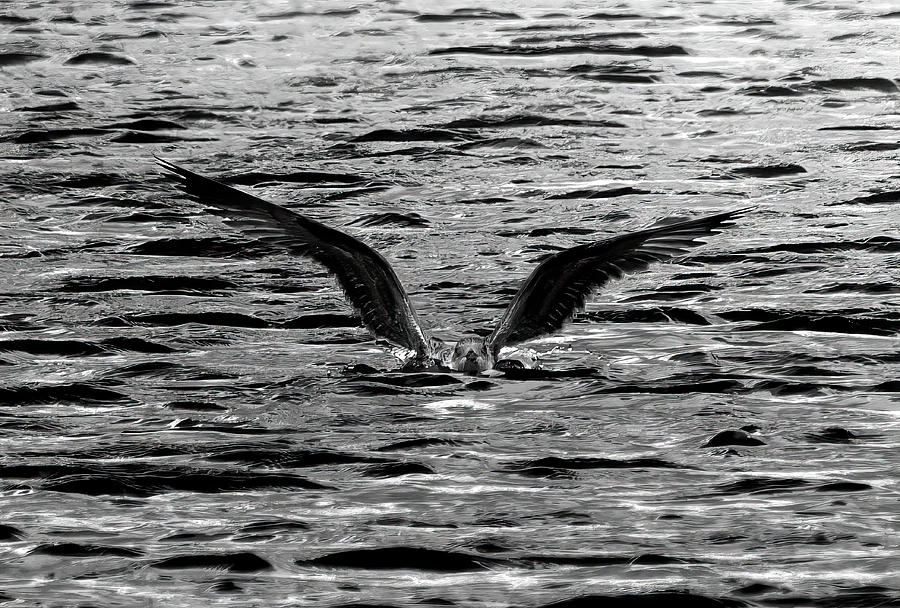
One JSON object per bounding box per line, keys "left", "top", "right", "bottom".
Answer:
{"left": 155, "top": 158, "right": 751, "bottom": 375}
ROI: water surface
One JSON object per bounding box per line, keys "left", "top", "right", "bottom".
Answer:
{"left": 1, "top": 1, "right": 898, "bottom": 606}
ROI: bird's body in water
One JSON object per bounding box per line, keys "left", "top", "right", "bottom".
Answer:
{"left": 156, "top": 158, "right": 752, "bottom": 375}
{"left": 399, "top": 338, "right": 491, "bottom": 375}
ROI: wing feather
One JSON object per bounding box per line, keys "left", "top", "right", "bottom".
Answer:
{"left": 155, "top": 158, "right": 431, "bottom": 355}
{"left": 487, "top": 208, "right": 753, "bottom": 353}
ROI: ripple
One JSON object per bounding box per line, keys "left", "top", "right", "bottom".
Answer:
{"left": 30, "top": 543, "right": 143, "bottom": 557}
{"left": 65, "top": 51, "right": 137, "bottom": 66}
{"left": 415, "top": 9, "right": 521, "bottom": 22}
{"left": 60, "top": 275, "right": 237, "bottom": 294}
{"left": 703, "top": 430, "right": 766, "bottom": 447}
{"left": 348, "top": 212, "right": 430, "bottom": 228}
{"left": 351, "top": 128, "right": 478, "bottom": 143}
{"left": 362, "top": 461, "right": 435, "bottom": 477}
{"left": 438, "top": 114, "right": 626, "bottom": 129}
{"left": 298, "top": 546, "right": 495, "bottom": 572}
{"left": 0, "top": 525, "right": 25, "bottom": 542}
{"left": 429, "top": 44, "right": 689, "bottom": 57}
{"left": 94, "top": 311, "right": 272, "bottom": 328}
{"left": 832, "top": 190, "right": 900, "bottom": 206}
{"left": 152, "top": 552, "right": 271, "bottom": 572}
{"left": 0, "top": 51, "right": 46, "bottom": 66}
{"left": 0, "top": 383, "right": 132, "bottom": 405}
{"left": 125, "top": 237, "right": 277, "bottom": 258}
{"left": 42, "top": 467, "right": 331, "bottom": 496}
{"left": 536, "top": 592, "right": 749, "bottom": 608}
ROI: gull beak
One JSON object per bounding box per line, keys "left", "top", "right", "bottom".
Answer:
{"left": 462, "top": 350, "right": 480, "bottom": 375}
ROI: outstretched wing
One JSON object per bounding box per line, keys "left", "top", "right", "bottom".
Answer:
{"left": 487, "top": 208, "right": 752, "bottom": 353}
{"left": 155, "top": 158, "right": 431, "bottom": 355}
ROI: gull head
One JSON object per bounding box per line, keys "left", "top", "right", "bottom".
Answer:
{"left": 450, "top": 338, "right": 494, "bottom": 375}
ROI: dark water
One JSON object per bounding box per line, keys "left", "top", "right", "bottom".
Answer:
{"left": 1, "top": 1, "right": 899, "bottom": 606}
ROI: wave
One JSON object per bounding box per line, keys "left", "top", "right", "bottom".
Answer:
{"left": 30, "top": 543, "right": 143, "bottom": 557}
{"left": 297, "top": 546, "right": 494, "bottom": 571}
{"left": 0, "top": 383, "right": 132, "bottom": 405}
{"left": 429, "top": 43, "right": 689, "bottom": 57}
{"left": 0, "top": 463, "right": 333, "bottom": 496}
{"left": 151, "top": 552, "right": 271, "bottom": 572}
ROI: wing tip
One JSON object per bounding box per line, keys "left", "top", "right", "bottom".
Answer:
{"left": 669, "top": 206, "right": 757, "bottom": 231}
{"left": 724, "top": 205, "right": 757, "bottom": 219}
{"left": 708, "top": 205, "right": 755, "bottom": 227}
{"left": 153, "top": 155, "right": 189, "bottom": 181}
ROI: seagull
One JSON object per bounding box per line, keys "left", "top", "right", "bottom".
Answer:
{"left": 155, "top": 158, "right": 751, "bottom": 375}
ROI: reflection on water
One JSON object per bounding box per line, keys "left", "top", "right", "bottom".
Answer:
{"left": 0, "top": 0, "right": 898, "bottom": 606}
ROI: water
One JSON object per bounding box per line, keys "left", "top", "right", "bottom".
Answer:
{"left": 1, "top": 1, "right": 898, "bottom": 606}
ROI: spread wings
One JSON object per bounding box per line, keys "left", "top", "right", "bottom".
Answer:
{"left": 487, "top": 208, "right": 752, "bottom": 353}
{"left": 155, "top": 158, "right": 431, "bottom": 355}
